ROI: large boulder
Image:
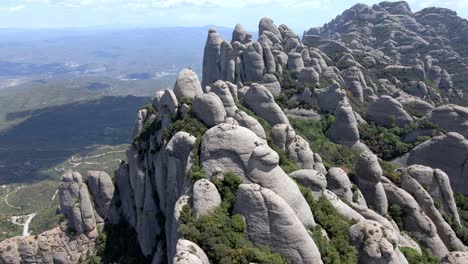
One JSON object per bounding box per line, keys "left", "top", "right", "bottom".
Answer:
{"left": 290, "top": 169, "right": 327, "bottom": 198}
{"left": 342, "top": 66, "right": 366, "bottom": 102}
{"left": 262, "top": 73, "right": 281, "bottom": 97}
{"left": 202, "top": 28, "right": 222, "bottom": 87}
{"left": 173, "top": 68, "right": 203, "bottom": 100}
{"left": 234, "top": 184, "right": 322, "bottom": 264}
{"left": 192, "top": 179, "right": 221, "bottom": 219}
{"left": 355, "top": 151, "right": 388, "bottom": 215}
{"left": 201, "top": 123, "right": 315, "bottom": 226}
{"left": 192, "top": 92, "right": 226, "bottom": 127}
{"left": 400, "top": 174, "right": 466, "bottom": 251}
{"left": 426, "top": 104, "right": 468, "bottom": 138}
{"left": 287, "top": 52, "right": 305, "bottom": 72}
{"left": 258, "top": 17, "right": 282, "bottom": 41}
{"left": 298, "top": 67, "right": 319, "bottom": 86}
{"left": 87, "top": 170, "right": 117, "bottom": 223}
{"left": 366, "top": 96, "right": 413, "bottom": 128}
{"left": 58, "top": 170, "right": 96, "bottom": 237}
{"left": 349, "top": 220, "right": 408, "bottom": 264}
{"left": 406, "top": 132, "right": 468, "bottom": 194}
{"left": 383, "top": 183, "right": 449, "bottom": 257}
{"left": 327, "top": 99, "right": 360, "bottom": 147}
{"left": 173, "top": 239, "right": 210, "bottom": 264}
{"left": 243, "top": 43, "right": 265, "bottom": 82}
{"left": 244, "top": 83, "right": 290, "bottom": 126}
{"left": 402, "top": 165, "right": 461, "bottom": 224}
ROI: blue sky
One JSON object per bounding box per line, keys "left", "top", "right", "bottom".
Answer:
{"left": 1, "top": 0, "right": 468, "bottom": 32}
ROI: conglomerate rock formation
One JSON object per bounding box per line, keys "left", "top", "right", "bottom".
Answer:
{"left": 1, "top": 1, "right": 468, "bottom": 263}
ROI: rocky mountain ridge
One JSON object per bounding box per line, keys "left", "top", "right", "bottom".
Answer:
{"left": 1, "top": 1, "right": 468, "bottom": 263}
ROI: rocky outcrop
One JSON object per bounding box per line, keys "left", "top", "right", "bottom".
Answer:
{"left": 406, "top": 132, "right": 468, "bottom": 194}
{"left": 202, "top": 28, "right": 222, "bottom": 87}
{"left": 366, "top": 96, "right": 413, "bottom": 128}
{"left": 87, "top": 170, "right": 118, "bottom": 223}
{"left": 192, "top": 92, "right": 226, "bottom": 127}
{"left": 234, "top": 184, "right": 322, "bottom": 264}
{"left": 425, "top": 104, "right": 468, "bottom": 138}
{"left": 327, "top": 99, "right": 360, "bottom": 147}
{"left": 0, "top": 227, "right": 96, "bottom": 264}
{"left": 355, "top": 152, "right": 388, "bottom": 215}
{"left": 400, "top": 173, "right": 466, "bottom": 251}
{"left": 401, "top": 165, "right": 461, "bottom": 224}
{"left": 59, "top": 170, "right": 97, "bottom": 237}
{"left": 192, "top": 179, "right": 221, "bottom": 219}
{"left": 173, "top": 239, "right": 210, "bottom": 264}
{"left": 173, "top": 68, "right": 203, "bottom": 100}
{"left": 349, "top": 220, "right": 408, "bottom": 264}
{"left": 383, "top": 183, "right": 449, "bottom": 257}
{"left": 244, "top": 83, "right": 289, "bottom": 126}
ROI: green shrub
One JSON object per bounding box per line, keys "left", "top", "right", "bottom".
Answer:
{"left": 179, "top": 173, "right": 288, "bottom": 263}
{"left": 400, "top": 247, "right": 439, "bottom": 264}
{"left": 300, "top": 185, "right": 358, "bottom": 264}
{"left": 388, "top": 204, "right": 404, "bottom": 230}
{"left": 290, "top": 116, "right": 360, "bottom": 173}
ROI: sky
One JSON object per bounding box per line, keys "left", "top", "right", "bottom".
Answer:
{"left": 1, "top": 0, "right": 468, "bottom": 32}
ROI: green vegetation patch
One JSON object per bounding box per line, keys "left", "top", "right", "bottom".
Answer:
{"left": 300, "top": 185, "right": 358, "bottom": 264}
{"left": 399, "top": 247, "right": 439, "bottom": 264}
{"left": 359, "top": 123, "right": 432, "bottom": 160}
{"left": 179, "top": 173, "right": 288, "bottom": 264}
{"left": 290, "top": 116, "right": 359, "bottom": 174}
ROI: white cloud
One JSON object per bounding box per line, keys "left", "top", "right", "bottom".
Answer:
{"left": 0, "top": 4, "right": 25, "bottom": 12}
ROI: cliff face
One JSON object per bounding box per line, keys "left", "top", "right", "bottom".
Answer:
{"left": 1, "top": 1, "right": 468, "bottom": 264}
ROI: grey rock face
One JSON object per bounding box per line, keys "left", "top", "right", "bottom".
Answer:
{"left": 298, "top": 67, "right": 320, "bottom": 86}
{"left": 440, "top": 252, "right": 468, "bottom": 264}
{"left": 201, "top": 123, "right": 315, "bottom": 226}
{"left": 192, "top": 179, "right": 221, "bottom": 219}
{"left": 355, "top": 152, "right": 388, "bottom": 215}
{"left": 290, "top": 169, "right": 327, "bottom": 197}
{"left": 262, "top": 73, "right": 281, "bottom": 97}
{"left": 326, "top": 167, "right": 354, "bottom": 203}
{"left": 287, "top": 135, "right": 316, "bottom": 169}
{"left": 403, "top": 165, "right": 461, "bottom": 224}
{"left": 349, "top": 220, "right": 409, "bottom": 264}
{"left": 396, "top": 96, "right": 434, "bottom": 117}
{"left": 234, "top": 184, "right": 322, "bottom": 264}
{"left": 366, "top": 96, "right": 413, "bottom": 128}
{"left": 0, "top": 227, "right": 96, "bottom": 264}
{"left": 259, "top": 17, "right": 282, "bottom": 41}
{"left": 210, "top": 80, "right": 238, "bottom": 116}
{"left": 173, "top": 239, "right": 210, "bottom": 264}
{"left": 244, "top": 44, "right": 265, "bottom": 82}
{"left": 317, "top": 82, "right": 347, "bottom": 113}
{"left": 173, "top": 68, "right": 203, "bottom": 100}
{"left": 233, "top": 109, "right": 267, "bottom": 141}
{"left": 383, "top": 183, "right": 449, "bottom": 257}
{"left": 400, "top": 173, "right": 466, "bottom": 251}
{"left": 59, "top": 170, "right": 96, "bottom": 236}
{"left": 287, "top": 52, "right": 305, "bottom": 72}
{"left": 342, "top": 66, "right": 366, "bottom": 102}
{"left": 87, "top": 170, "right": 117, "bottom": 223}
{"left": 202, "top": 28, "right": 222, "bottom": 87}
{"left": 192, "top": 92, "right": 227, "bottom": 127}
{"left": 426, "top": 104, "right": 468, "bottom": 138}
{"left": 232, "top": 24, "right": 247, "bottom": 43}
{"left": 244, "top": 83, "right": 290, "bottom": 126}
{"left": 407, "top": 132, "right": 468, "bottom": 194}
{"left": 327, "top": 100, "right": 360, "bottom": 146}
{"left": 271, "top": 124, "right": 296, "bottom": 151}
